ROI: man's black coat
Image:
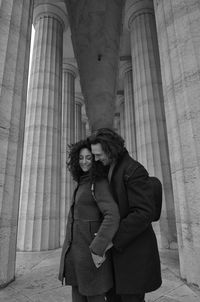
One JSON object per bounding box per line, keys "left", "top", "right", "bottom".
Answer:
{"left": 109, "top": 150, "right": 162, "bottom": 294}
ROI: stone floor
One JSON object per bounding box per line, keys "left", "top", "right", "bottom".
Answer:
{"left": 0, "top": 248, "right": 200, "bottom": 302}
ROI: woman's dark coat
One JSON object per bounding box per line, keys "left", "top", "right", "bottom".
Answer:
{"left": 58, "top": 176, "right": 120, "bottom": 296}
{"left": 110, "top": 150, "right": 162, "bottom": 294}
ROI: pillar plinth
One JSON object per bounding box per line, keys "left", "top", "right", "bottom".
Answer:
{"left": 17, "top": 4, "right": 65, "bottom": 251}
{"left": 125, "top": 0, "right": 177, "bottom": 249}
{"left": 0, "top": 0, "right": 33, "bottom": 286}
{"left": 154, "top": 0, "right": 200, "bottom": 286}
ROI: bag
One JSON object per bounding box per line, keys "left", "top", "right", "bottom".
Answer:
{"left": 124, "top": 168, "right": 162, "bottom": 222}
{"left": 148, "top": 176, "right": 162, "bottom": 221}
{"left": 91, "top": 174, "right": 162, "bottom": 222}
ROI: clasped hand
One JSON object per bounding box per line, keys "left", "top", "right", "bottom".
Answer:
{"left": 91, "top": 242, "right": 113, "bottom": 268}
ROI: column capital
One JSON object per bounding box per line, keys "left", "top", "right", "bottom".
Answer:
{"left": 119, "top": 60, "right": 132, "bottom": 79}
{"left": 63, "top": 60, "right": 78, "bottom": 78}
{"left": 33, "top": 3, "right": 68, "bottom": 31}
{"left": 124, "top": 0, "right": 154, "bottom": 30}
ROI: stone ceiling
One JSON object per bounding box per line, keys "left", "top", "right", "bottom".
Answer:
{"left": 33, "top": 0, "right": 131, "bottom": 128}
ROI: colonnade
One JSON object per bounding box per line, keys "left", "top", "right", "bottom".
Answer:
{"left": 1, "top": 0, "right": 200, "bottom": 289}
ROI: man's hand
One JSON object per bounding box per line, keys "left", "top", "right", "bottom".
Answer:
{"left": 91, "top": 252, "right": 106, "bottom": 268}
{"left": 105, "top": 242, "right": 113, "bottom": 252}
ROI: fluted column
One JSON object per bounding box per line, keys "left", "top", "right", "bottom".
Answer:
{"left": 154, "top": 0, "right": 200, "bottom": 286}
{"left": 118, "top": 95, "right": 126, "bottom": 139}
{"left": 0, "top": 0, "right": 33, "bottom": 287}
{"left": 17, "top": 3, "right": 66, "bottom": 251}
{"left": 81, "top": 113, "right": 88, "bottom": 139}
{"left": 120, "top": 61, "right": 137, "bottom": 159}
{"left": 60, "top": 62, "right": 77, "bottom": 245}
{"left": 125, "top": 0, "right": 177, "bottom": 249}
{"left": 75, "top": 94, "right": 84, "bottom": 142}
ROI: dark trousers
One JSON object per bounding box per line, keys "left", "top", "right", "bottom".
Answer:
{"left": 72, "top": 286, "right": 106, "bottom": 302}
{"left": 106, "top": 288, "right": 145, "bottom": 302}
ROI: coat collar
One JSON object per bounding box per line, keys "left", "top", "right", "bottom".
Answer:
{"left": 108, "top": 161, "right": 116, "bottom": 183}
{"left": 108, "top": 149, "right": 129, "bottom": 183}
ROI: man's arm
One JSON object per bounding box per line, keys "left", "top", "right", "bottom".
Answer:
{"left": 113, "top": 165, "right": 154, "bottom": 252}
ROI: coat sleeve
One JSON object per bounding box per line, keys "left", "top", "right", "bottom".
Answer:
{"left": 89, "top": 179, "right": 120, "bottom": 256}
{"left": 113, "top": 165, "right": 154, "bottom": 252}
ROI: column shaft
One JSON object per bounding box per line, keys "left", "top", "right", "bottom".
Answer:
{"left": 123, "top": 67, "right": 137, "bottom": 158}
{"left": 60, "top": 66, "right": 76, "bottom": 245}
{"left": 127, "top": 0, "right": 177, "bottom": 248}
{"left": 119, "top": 96, "right": 126, "bottom": 139}
{"left": 154, "top": 0, "right": 200, "bottom": 286}
{"left": 75, "top": 96, "right": 83, "bottom": 142}
{"left": 17, "top": 14, "right": 63, "bottom": 251}
{"left": 0, "top": 0, "right": 33, "bottom": 286}
{"left": 113, "top": 113, "right": 120, "bottom": 135}
{"left": 81, "top": 116, "right": 87, "bottom": 139}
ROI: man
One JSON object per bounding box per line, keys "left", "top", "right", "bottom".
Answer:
{"left": 89, "top": 128, "right": 162, "bottom": 302}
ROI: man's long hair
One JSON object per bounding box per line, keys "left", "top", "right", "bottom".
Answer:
{"left": 89, "top": 128, "right": 125, "bottom": 162}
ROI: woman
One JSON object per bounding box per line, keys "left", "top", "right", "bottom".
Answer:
{"left": 58, "top": 139, "right": 120, "bottom": 302}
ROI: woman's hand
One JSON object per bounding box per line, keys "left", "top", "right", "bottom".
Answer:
{"left": 91, "top": 252, "right": 106, "bottom": 268}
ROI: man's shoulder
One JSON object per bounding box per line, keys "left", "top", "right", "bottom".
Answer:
{"left": 119, "top": 151, "right": 142, "bottom": 170}
{"left": 117, "top": 152, "right": 148, "bottom": 177}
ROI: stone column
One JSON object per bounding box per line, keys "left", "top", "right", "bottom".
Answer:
{"left": 0, "top": 0, "right": 33, "bottom": 287}
{"left": 81, "top": 114, "right": 87, "bottom": 139}
{"left": 60, "top": 62, "right": 77, "bottom": 245}
{"left": 113, "top": 112, "right": 121, "bottom": 134}
{"left": 75, "top": 93, "right": 84, "bottom": 142}
{"left": 120, "top": 61, "right": 137, "bottom": 159}
{"left": 17, "top": 3, "right": 67, "bottom": 251}
{"left": 153, "top": 0, "right": 200, "bottom": 286}
{"left": 125, "top": 0, "right": 177, "bottom": 249}
{"left": 117, "top": 94, "right": 125, "bottom": 140}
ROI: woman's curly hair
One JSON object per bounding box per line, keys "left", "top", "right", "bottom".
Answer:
{"left": 67, "top": 139, "right": 108, "bottom": 183}
{"left": 89, "top": 128, "right": 125, "bottom": 162}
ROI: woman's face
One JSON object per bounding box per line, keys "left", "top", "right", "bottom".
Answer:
{"left": 79, "top": 148, "right": 93, "bottom": 172}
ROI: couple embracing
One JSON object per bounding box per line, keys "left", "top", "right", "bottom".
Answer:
{"left": 58, "top": 128, "right": 162, "bottom": 302}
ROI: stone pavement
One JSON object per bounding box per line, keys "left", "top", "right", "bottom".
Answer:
{"left": 0, "top": 248, "right": 200, "bottom": 302}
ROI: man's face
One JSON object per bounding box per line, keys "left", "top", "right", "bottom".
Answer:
{"left": 91, "top": 143, "right": 111, "bottom": 166}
